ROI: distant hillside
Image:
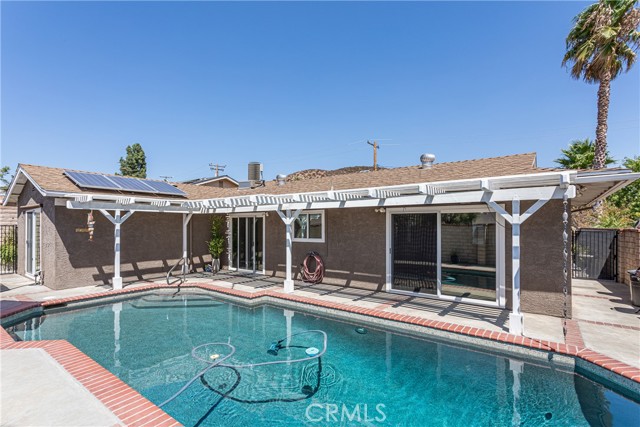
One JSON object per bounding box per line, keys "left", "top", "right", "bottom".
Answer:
{"left": 287, "top": 166, "right": 382, "bottom": 181}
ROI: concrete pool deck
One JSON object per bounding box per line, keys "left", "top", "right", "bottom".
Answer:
{"left": 0, "top": 272, "right": 638, "bottom": 426}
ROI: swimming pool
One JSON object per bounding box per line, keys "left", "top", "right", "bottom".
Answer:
{"left": 6, "top": 293, "right": 640, "bottom": 426}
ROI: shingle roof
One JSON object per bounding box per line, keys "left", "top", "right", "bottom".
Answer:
{"left": 17, "top": 152, "right": 554, "bottom": 201}
{"left": 237, "top": 152, "right": 550, "bottom": 196}
{"left": 19, "top": 164, "right": 229, "bottom": 200}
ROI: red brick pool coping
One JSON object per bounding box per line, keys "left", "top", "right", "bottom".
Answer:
{"left": 0, "top": 329, "right": 180, "bottom": 426}
{"left": 1, "top": 281, "right": 639, "bottom": 425}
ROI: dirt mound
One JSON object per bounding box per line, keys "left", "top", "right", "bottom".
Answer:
{"left": 287, "top": 166, "right": 379, "bottom": 181}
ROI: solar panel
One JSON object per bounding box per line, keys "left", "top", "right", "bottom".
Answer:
{"left": 107, "top": 175, "right": 157, "bottom": 193}
{"left": 64, "top": 171, "right": 187, "bottom": 197}
{"left": 141, "top": 179, "right": 187, "bottom": 196}
{"left": 65, "top": 171, "right": 122, "bottom": 190}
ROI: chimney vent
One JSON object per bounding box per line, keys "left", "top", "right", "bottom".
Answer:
{"left": 420, "top": 153, "right": 436, "bottom": 169}
{"left": 276, "top": 174, "right": 287, "bottom": 186}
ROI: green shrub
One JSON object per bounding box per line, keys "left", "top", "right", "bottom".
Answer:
{"left": 0, "top": 233, "right": 16, "bottom": 267}
{"left": 207, "top": 216, "right": 225, "bottom": 259}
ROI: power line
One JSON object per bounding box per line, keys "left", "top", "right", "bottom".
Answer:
{"left": 209, "top": 163, "right": 227, "bottom": 177}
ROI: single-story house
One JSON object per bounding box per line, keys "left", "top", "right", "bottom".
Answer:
{"left": 3, "top": 152, "right": 638, "bottom": 335}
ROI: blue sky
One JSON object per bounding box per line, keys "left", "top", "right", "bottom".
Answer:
{"left": 1, "top": 1, "right": 638, "bottom": 182}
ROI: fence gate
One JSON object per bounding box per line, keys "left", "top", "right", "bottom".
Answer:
{"left": 0, "top": 225, "right": 18, "bottom": 274}
{"left": 572, "top": 228, "right": 618, "bottom": 280}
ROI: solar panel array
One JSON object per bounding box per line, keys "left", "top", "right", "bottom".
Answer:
{"left": 64, "top": 171, "right": 187, "bottom": 197}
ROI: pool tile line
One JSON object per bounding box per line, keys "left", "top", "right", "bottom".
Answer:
{"left": 5, "top": 281, "right": 638, "bottom": 384}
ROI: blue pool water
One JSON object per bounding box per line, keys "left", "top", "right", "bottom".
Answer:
{"left": 6, "top": 293, "right": 640, "bottom": 426}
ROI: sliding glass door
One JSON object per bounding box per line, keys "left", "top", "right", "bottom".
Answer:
{"left": 387, "top": 207, "right": 504, "bottom": 307}
{"left": 440, "top": 212, "right": 497, "bottom": 302}
{"left": 230, "top": 216, "right": 264, "bottom": 272}
{"left": 25, "top": 210, "right": 41, "bottom": 277}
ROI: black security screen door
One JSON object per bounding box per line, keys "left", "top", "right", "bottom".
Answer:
{"left": 392, "top": 213, "right": 438, "bottom": 293}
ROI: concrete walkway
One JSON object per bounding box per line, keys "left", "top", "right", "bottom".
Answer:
{"left": 572, "top": 278, "right": 640, "bottom": 369}
{"left": 1, "top": 349, "right": 122, "bottom": 426}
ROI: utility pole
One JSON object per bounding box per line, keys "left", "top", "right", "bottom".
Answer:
{"left": 367, "top": 140, "right": 379, "bottom": 171}
{"left": 159, "top": 175, "right": 173, "bottom": 182}
{"left": 209, "top": 163, "right": 227, "bottom": 177}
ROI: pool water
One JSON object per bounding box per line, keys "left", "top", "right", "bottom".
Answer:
{"left": 7, "top": 294, "right": 640, "bottom": 426}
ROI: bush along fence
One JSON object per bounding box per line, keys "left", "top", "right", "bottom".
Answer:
{"left": 0, "top": 225, "right": 17, "bottom": 274}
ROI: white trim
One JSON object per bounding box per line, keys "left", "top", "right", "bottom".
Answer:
{"left": 24, "top": 208, "right": 42, "bottom": 278}
{"left": 291, "top": 210, "right": 325, "bottom": 243}
{"left": 385, "top": 204, "right": 505, "bottom": 307}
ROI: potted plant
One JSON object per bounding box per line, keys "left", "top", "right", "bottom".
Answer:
{"left": 207, "top": 216, "right": 225, "bottom": 272}
{"left": 450, "top": 250, "right": 459, "bottom": 264}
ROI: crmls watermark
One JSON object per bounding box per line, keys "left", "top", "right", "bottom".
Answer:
{"left": 305, "top": 403, "right": 387, "bottom": 423}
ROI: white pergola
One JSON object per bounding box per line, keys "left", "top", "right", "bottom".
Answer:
{"left": 63, "top": 169, "right": 639, "bottom": 335}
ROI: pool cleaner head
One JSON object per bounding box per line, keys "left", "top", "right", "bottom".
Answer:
{"left": 267, "top": 341, "right": 283, "bottom": 356}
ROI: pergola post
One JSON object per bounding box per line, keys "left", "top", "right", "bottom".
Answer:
{"left": 182, "top": 213, "right": 193, "bottom": 274}
{"left": 100, "top": 209, "right": 134, "bottom": 290}
{"left": 510, "top": 198, "right": 523, "bottom": 335}
{"left": 485, "top": 196, "right": 555, "bottom": 335}
{"left": 277, "top": 208, "right": 302, "bottom": 293}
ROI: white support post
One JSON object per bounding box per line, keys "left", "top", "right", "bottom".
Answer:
{"left": 486, "top": 192, "right": 563, "bottom": 335}
{"left": 100, "top": 210, "right": 134, "bottom": 290}
{"left": 510, "top": 198, "right": 523, "bottom": 336}
{"left": 277, "top": 208, "right": 302, "bottom": 293}
{"left": 182, "top": 213, "right": 193, "bottom": 274}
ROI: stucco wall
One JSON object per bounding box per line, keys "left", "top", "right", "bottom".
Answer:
{"left": 263, "top": 201, "right": 570, "bottom": 317}
{"left": 508, "top": 199, "right": 572, "bottom": 318}
{"left": 264, "top": 208, "right": 387, "bottom": 290}
{"left": 16, "top": 184, "right": 221, "bottom": 290}
{"left": 48, "top": 210, "right": 220, "bottom": 289}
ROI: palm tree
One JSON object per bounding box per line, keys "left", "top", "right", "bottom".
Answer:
{"left": 562, "top": 0, "right": 640, "bottom": 169}
{"left": 554, "top": 138, "right": 615, "bottom": 169}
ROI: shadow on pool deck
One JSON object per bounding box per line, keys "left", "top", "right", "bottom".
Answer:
{"left": 184, "top": 271, "right": 511, "bottom": 333}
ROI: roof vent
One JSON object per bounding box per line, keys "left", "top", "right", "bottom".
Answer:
{"left": 420, "top": 153, "right": 436, "bottom": 169}
{"left": 276, "top": 174, "right": 287, "bottom": 186}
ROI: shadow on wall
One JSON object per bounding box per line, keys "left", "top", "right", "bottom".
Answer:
{"left": 57, "top": 209, "right": 216, "bottom": 286}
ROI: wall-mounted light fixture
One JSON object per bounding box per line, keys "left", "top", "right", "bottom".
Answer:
{"left": 374, "top": 208, "right": 386, "bottom": 213}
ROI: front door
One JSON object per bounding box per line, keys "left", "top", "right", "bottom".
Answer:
{"left": 230, "top": 216, "right": 264, "bottom": 272}
{"left": 25, "top": 210, "right": 41, "bottom": 277}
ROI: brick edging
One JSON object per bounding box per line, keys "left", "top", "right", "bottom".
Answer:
{"left": 1, "top": 339, "right": 181, "bottom": 427}
{"left": 3, "top": 281, "right": 640, "bottom": 385}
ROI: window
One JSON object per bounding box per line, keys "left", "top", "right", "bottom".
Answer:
{"left": 293, "top": 211, "right": 324, "bottom": 242}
